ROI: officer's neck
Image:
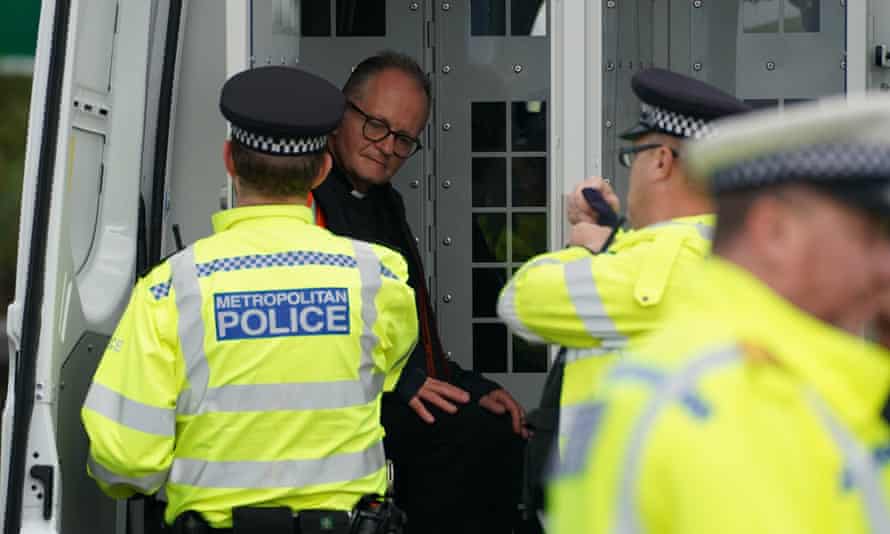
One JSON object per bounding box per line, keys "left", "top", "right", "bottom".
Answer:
{"left": 235, "top": 195, "right": 307, "bottom": 208}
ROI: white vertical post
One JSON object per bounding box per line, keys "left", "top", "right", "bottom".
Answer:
{"left": 550, "top": 0, "right": 602, "bottom": 251}
{"left": 846, "top": 0, "right": 868, "bottom": 94}
{"left": 223, "top": 0, "right": 250, "bottom": 209}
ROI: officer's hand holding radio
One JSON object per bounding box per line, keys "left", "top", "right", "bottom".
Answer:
{"left": 567, "top": 176, "right": 620, "bottom": 226}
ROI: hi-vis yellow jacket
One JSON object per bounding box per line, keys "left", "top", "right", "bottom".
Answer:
{"left": 497, "top": 215, "right": 714, "bottom": 440}
{"left": 81, "top": 205, "right": 418, "bottom": 528}
{"left": 551, "top": 259, "right": 890, "bottom": 534}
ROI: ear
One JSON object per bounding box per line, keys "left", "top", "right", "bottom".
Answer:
{"left": 310, "top": 151, "right": 334, "bottom": 191}
{"left": 651, "top": 146, "right": 676, "bottom": 183}
{"left": 223, "top": 140, "right": 237, "bottom": 178}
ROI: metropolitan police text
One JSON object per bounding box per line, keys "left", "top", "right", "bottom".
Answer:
{"left": 214, "top": 288, "right": 351, "bottom": 341}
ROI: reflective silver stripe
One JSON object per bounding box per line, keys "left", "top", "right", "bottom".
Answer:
{"left": 88, "top": 454, "right": 169, "bottom": 493}
{"left": 558, "top": 401, "right": 588, "bottom": 448}
{"left": 84, "top": 382, "right": 175, "bottom": 437}
{"left": 177, "top": 375, "right": 385, "bottom": 415}
{"left": 809, "top": 393, "right": 890, "bottom": 533}
{"left": 647, "top": 220, "right": 713, "bottom": 241}
{"left": 564, "top": 258, "right": 628, "bottom": 350}
{"left": 497, "top": 258, "right": 561, "bottom": 344}
{"left": 170, "top": 440, "right": 385, "bottom": 489}
{"left": 614, "top": 347, "right": 740, "bottom": 534}
{"left": 171, "top": 246, "right": 210, "bottom": 414}
{"left": 351, "top": 241, "right": 386, "bottom": 393}
{"left": 564, "top": 346, "right": 610, "bottom": 364}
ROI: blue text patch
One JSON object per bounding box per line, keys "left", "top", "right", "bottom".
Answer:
{"left": 214, "top": 288, "right": 350, "bottom": 341}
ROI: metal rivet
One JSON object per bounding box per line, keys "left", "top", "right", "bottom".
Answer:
{"left": 693, "top": 62, "right": 703, "bottom": 71}
{"left": 607, "top": 0, "right": 616, "bottom": 7}
{"left": 409, "top": 1, "right": 419, "bottom": 11}
{"left": 442, "top": 122, "right": 452, "bottom": 131}
{"left": 513, "top": 64, "right": 523, "bottom": 74}
{"left": 280, "top": 57, "right": 286, "bottom": 65}
{"left": 766, "top": 60, "right": 776, "bottom": 71}
{"left": 446, "top": 351, "right": 453, "bottom": 358}
{"left": 443, "top": 237, "right": 453, "bottom": 246}
{"left": 606, "top": 61, "right": 616, "bottom": 72}
{"left": 605, "top": 120, "right": 613, "bottom": 129}
{"left": 442, "top": 179, "right": 453, "bottom": 189}
{"left": 441, "top": 2, "right": 451, "bottom": 10}
{"left": 693, "top": 0, "right": 703, "bottom": 7}
{"left": 442, "top": 294, "right": 453, "bottom": 303}
{"left": 265, "top": 57, "right": 272, "bottom": 65}
{"left": 410, "top": 179, "right": 420, "bottom": 189}
{"left": 442, "top": 65, "right": 452, "bottom": 74}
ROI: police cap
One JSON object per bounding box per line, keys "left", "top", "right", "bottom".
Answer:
{"left": 220, "top": 66, "right": 345, "bottom": 156}
{"left": 621, "top": 68, "right": 750, "bottom": 141}
{"left": 685, "top": 94, "right": 890, "bottom": 216}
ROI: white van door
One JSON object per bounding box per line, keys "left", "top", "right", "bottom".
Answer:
{"left": 2, "top": 1, "right": 184, "bottom": 532}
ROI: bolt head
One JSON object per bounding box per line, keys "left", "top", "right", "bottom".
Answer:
{"left": 442, "top": 179, "right": 453, "bottom": 189}
{"left": 607, "top": 0, "right": 616, "bottom": 7}
{"left": 513, "top": 64, "right": 523, "bottom": 73}
{"left": 442, "top": 2, "right": 451, "bottom": 11}
{"left": 442, "top": 65, "right": 452, "bottom": 74}
{"left": 410, "top": 2, "right": 420, "bottom": 11}
{"left": 442, "top": 122, "right": 452, "bottom": 131}
{"left": 693, "top": 0, "right": 703, "bottom": 7}
{"left": 766, "top": 61, "right": 776, "bottom": 71}
{"left": 693, "top": 62, "right": 703, "bottom": 71}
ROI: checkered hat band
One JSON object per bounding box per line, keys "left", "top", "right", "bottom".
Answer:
{"left": 713, "top": 143, "right": 890, "bottom": 192}
{"left": 231, "top": 125, "right": 327, "bottom": 155}
{"left": 148, "top": 250, "right": 398, "bottom": 301}
{"left": 640, "top": 103, "right": 713, "bottom": 140}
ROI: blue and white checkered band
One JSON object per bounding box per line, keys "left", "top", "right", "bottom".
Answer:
{"left": 713, "top": 143, "right": 890, "bottom": 192}
{"left": 230, "top": 125, "right": 327, "bottom": 155}
{"left": 640, "top": 102, "right": 714, "bottom": 140}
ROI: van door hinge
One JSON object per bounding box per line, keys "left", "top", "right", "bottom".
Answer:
{"left": 30, "top": 464, "right": 54, "bottom": 520}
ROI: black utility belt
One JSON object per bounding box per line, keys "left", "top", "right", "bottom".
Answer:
{"left": 173, "top": 507, "right": 350, "bottom": 534}
{"left": 172, "top": 495, "right": 405, "bottom": 534}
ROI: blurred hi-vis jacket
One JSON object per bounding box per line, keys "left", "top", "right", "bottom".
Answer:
{"left": 497, "top": 215, "right": 714, "bottom": 441}
{"left": 551, "top": 259, "right": 890, "bottom": 534}
{"left": 81, "top": 205, "right": 418, "bottom": 528}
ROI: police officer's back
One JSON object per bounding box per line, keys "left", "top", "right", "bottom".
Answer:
{"left": 81, "top": 66, "right": 418, "bottom": 531}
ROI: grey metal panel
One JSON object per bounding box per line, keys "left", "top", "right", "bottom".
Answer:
{"left": 735, "top": 0, "right": 846, "bottom": 100}
{"left": 68, "top": 129, "right": 105, "bottom": 274}
{"left": 74, "top": 0, "right": 117, "bottom": 94}
{"left": 869, "top": 0, "right": 890, "bottom": 92}
{"left": 689, "top": 0, "right": 739, "bottom": 93}
{"left": 58, "top": 332, "right": 119, "bottom": 534}
{"left": 166, "top": 0, "right": 229, "bottom": 253}
{"left": 435, "top": 0, "right": 550, "bottom": 409}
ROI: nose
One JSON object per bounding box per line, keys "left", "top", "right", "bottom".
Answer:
{"left": 376, "top": 132, "right": 396, "bottom": 157}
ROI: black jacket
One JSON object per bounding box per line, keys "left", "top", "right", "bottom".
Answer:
{"left": 312, "top": 164, "right": 501, "bottom": 402}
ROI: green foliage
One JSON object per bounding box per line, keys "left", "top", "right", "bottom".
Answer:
{"left": 0, "top": 75, "right": 32, "bottom": 305}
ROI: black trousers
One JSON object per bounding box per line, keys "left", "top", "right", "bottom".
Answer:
{"left": 381, "top": 394, "right": 524, "bottom": 534}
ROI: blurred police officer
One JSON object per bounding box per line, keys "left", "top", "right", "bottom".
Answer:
{"left": 81, "top": 66, "right": 418, "bottom": 532}
{"left": 552, "top": 96, "right": 890, "bottom": 534}
{"left": 498, "top": 70, "right": 749, "bottom": 484}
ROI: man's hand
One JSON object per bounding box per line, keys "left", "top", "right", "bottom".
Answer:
{"left": 566, "top": 176, "right": 621, "bottom": 226}
{"left": 408, "top": 378, "right": 470, "bottom": 424}
{"left": 568, "top": 222, "right": 614, "bottom": 252}
{"left": 479, "top": 389, "right": 531, "bottom": 439}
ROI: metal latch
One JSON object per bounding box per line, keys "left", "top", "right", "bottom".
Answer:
{"left": 29, "top": 464, "right": 54, "bottom": 520}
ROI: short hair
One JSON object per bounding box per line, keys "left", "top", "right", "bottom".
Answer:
{"left": 230, "top": 141, "right": 325, "bottom": 197}
{"left": 712, "top": 186, "right": 781, "bottom": 251}
{"left": 342, "top": 51, "right": 431, "bottom": 106}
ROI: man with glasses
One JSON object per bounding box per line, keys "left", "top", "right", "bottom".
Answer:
{"left": 310, "top": 51, "right": 527, "bottom": 534}
{"left": 497, "top": 68, "right": 749, "bottom": 514}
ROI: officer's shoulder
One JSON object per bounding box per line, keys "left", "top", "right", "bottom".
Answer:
{"left": 136, "top": 249, "right": 183, "bottom": 285}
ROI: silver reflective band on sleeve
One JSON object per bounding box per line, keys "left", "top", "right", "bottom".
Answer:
{"left": 809, "top": 393, "right": 890, "bottom": 533}
{"left": 88, "top": 454, "right": 169, "bottom": 493}
{"left": 351, "top": 241, "right": 386, "bottom": 392}
{"left": 614, "top": 346, "right": 740, "bottom": 534}
{"left": 178, "top": 375, "right": 385, "bottom": 415}
{"left": 171, "top": 246, "right": 210, "bottom": 415}
{"left": 84, "top": 382, "right": 175, "bottom": 437}
{"left": 170, "top": 440, "right": 386, "bottom": 489}
{"left": 564, "top": 258, "right": 627, "bottom": 350}
{"left": 498, "top": 279, "right": 547, "bottom": 344}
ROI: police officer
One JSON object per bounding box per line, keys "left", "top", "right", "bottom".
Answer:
{"left": 81, "top": 66, "right": 418, "bottom": 532}
{"left": 551, "top": 96, "right": 890, "bottom": 534}
{"left": 498, "top": 69, "right": 749, "bottom": 450}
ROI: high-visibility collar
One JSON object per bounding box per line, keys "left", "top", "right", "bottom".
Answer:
{"left": 212, "top": 204, "right": 314, "bottom": 233}
{"left": 703, "top": 258, "right": 890, "bottom": 431}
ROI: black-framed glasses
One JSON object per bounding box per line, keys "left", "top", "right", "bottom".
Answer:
{"left": 348, "top": 101, "right": 423, "bottom": 159}
{"left": 618, "top": 143, "right": 680, "bottom": 169}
